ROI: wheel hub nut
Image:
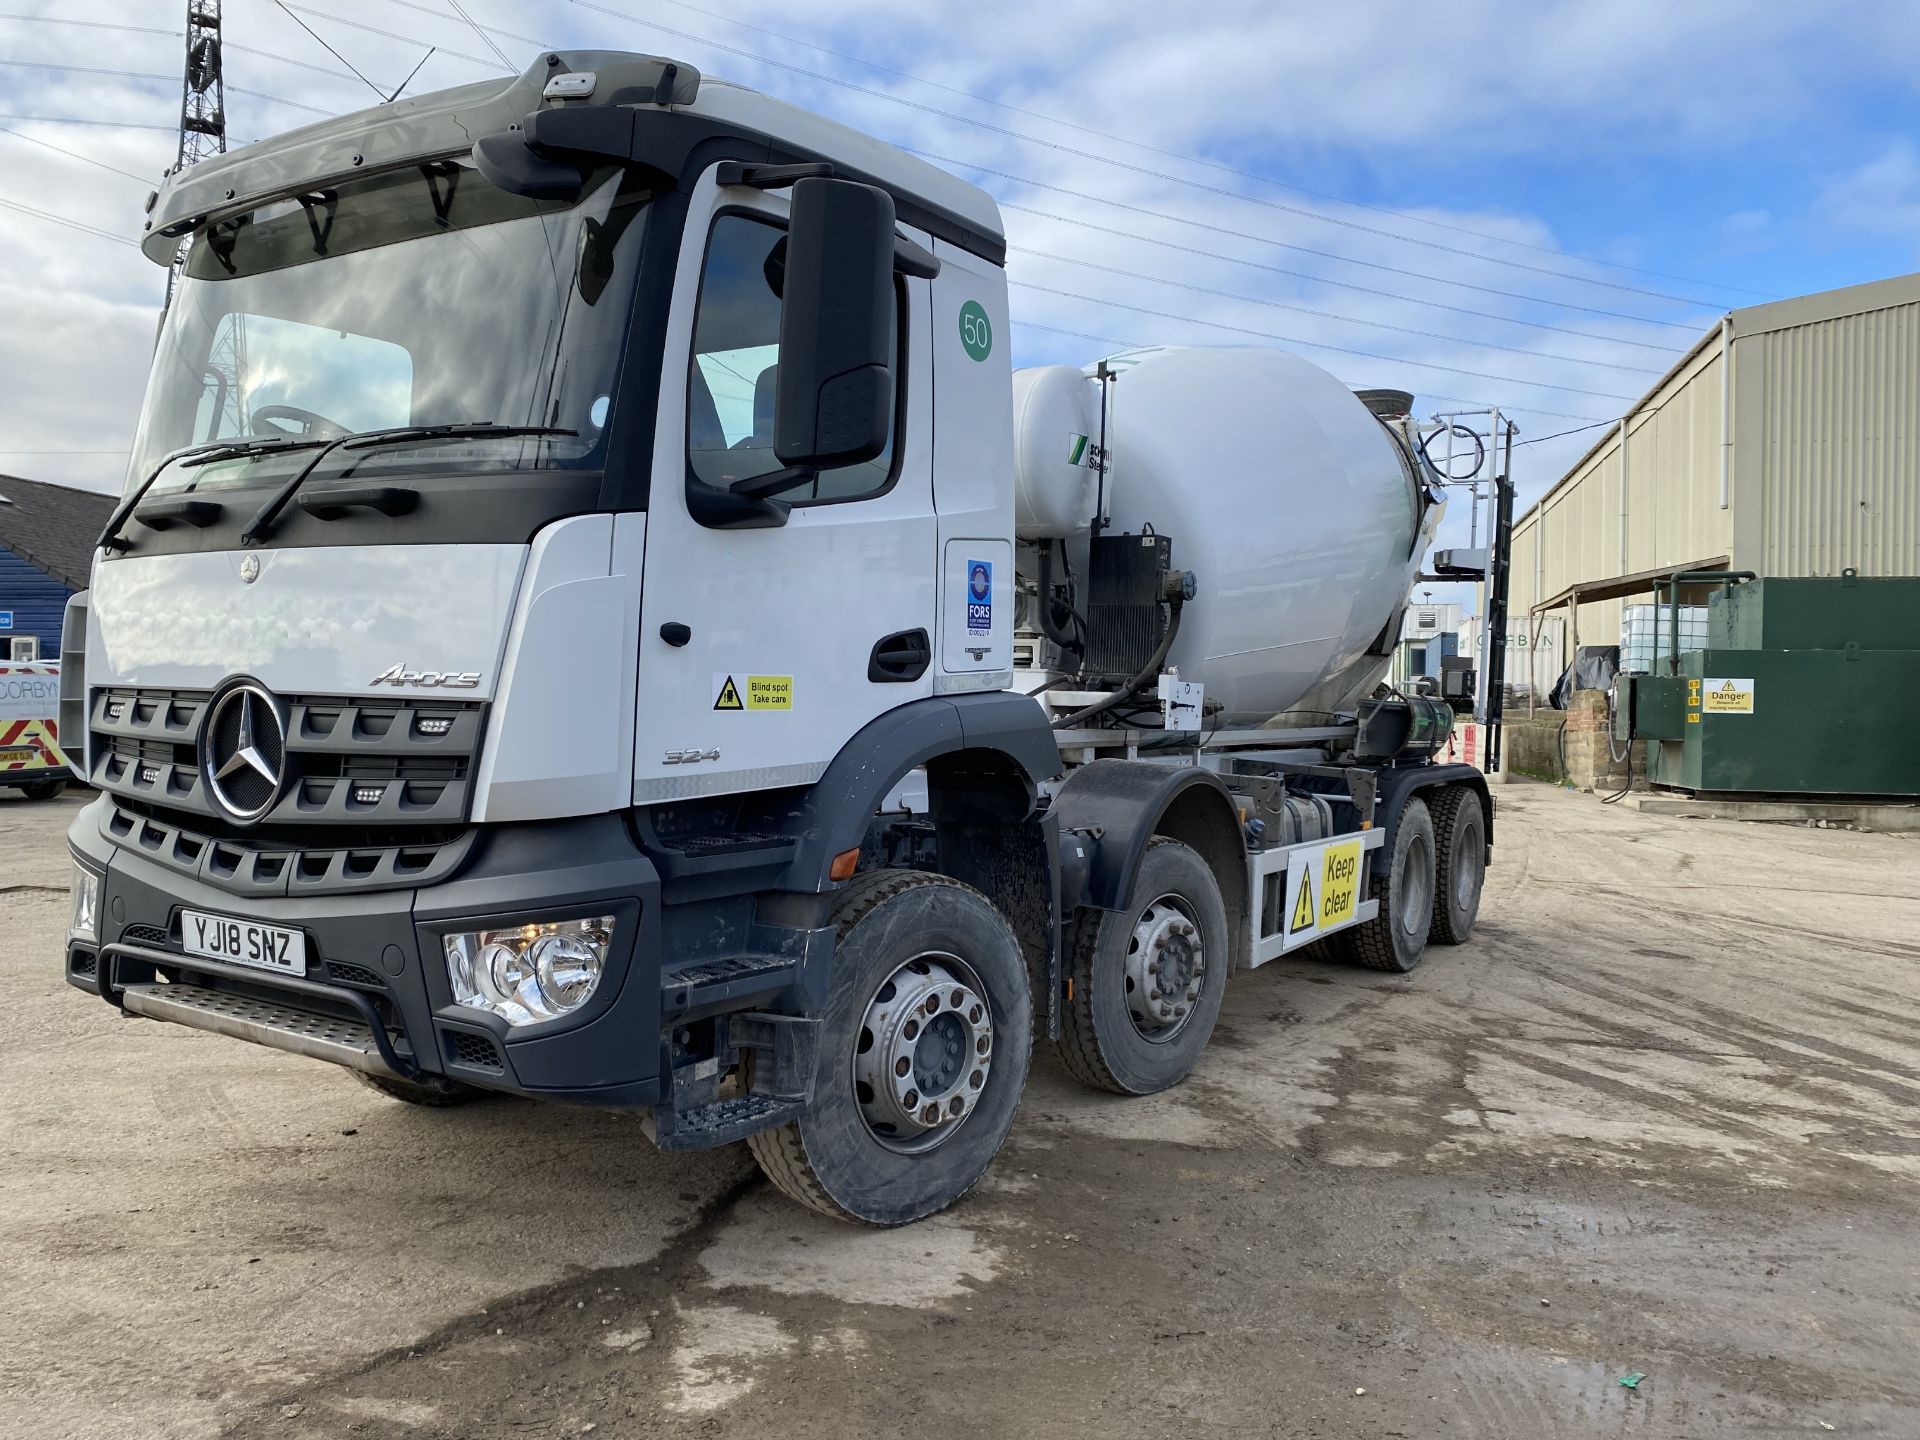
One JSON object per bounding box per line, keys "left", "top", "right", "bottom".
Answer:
{"left": 1125, "top": 897, "right": 1206, "bottom": 1041}
{"left": 854, "top": 955, "right": 994, "bottom": 1150}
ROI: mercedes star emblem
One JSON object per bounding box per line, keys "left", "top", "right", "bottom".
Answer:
{"left": 202, "top": 683, "right": 286, "bottom": 822}
{"left": 239, "top": 554, "right": 261, "bottom": 584}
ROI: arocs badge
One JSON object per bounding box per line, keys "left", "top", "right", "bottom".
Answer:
{"left": 966, "top": 559, "right": 992, "bottom": 633}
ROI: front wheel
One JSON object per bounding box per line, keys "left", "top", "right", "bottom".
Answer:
{"left": 1056, "top": 837, "right": 1230, "bottom": 1096}
{"left": 352, "top": 1070, "right": 487, "bottom": 1107}
{"left": 748, "top": 869, "right": 1033, "bottom": 1226}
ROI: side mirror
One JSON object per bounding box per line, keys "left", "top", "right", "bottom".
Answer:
{"left": 774, "top": 178, "right": 895, "bottom": 470}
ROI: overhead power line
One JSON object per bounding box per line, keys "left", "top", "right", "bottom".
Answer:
{"left": 623, "top": 0, "right": 1764, "bottom": 301}
{"left": 0, "top": 0, "right": 1670, "bottom": 420}
{"left": 371, "top": 0, "right": 1745, "bottom": 313}
{"left": 0, "top": 125, "right": 155, "bottom": 184}
{"left": 0, "top": 11, "right": 416, "bottom": 94}
{"left": 445, "top": 0, "right": 515, "bottom": 70}
{"left": 285, "top": 3, "right": 494, "bottom": 69}
{"left": 0, "top": 13, "right": 176, "bottom": 37}
{"left": 340, "top": 0, "right": 1711, "bottom": 342}
{"left": 300, "top": 0, "right": 1704, "bottom": 389}
{"left": 0, "top": 58, "right": 333, "bottom": 119}
{"left": 1012, "top": 248, "right": 1663, "bottom": 374}
{"left": 0, "top": 195, "right": 140, "bottom": 247}
{"left": 0, "top": 113, "right": 179, "bottom": 132}
{"left": 1011, "top": 282, "right": 1639, "bottom": 401}
{"left": 1003, "top": 203, "right": 1683, "bottom": 354}
{"left": 1011, "top": 319, "right": 1609, "bottom": 425}
{"left": 930, "top": 149, "right": 1709, "bottom": 332}
{"left": 563, "top": 0, "right": 1730, "bottom": 309}
{"left": 271, "top": 0, "right": 389, "bottom": 100}
{"left": 1511, "top": 418, "right": 1620, "bottom": 447}
{"left": 0, "top": 58, "right": 177, "bottom": 85}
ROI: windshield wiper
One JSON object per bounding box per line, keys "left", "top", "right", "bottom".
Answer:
{"left": 240, "top": 424, "right": 578, "bottom": 545}
{"left": 99, "top": 436, "right": 327, "bottom": 554}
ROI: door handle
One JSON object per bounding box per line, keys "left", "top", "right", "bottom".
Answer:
{"left": 868, "top": 628, "right": 932, "bottom": 683}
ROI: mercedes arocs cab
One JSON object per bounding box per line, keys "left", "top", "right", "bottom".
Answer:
{"left": 61, "top": 52, "right": 1494, "bottom": 1225}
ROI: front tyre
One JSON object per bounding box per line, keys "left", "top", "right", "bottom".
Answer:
{"left": 1056, "top": 837, "right": 1230, "bottom": 1096}
{"left": 748, "top": 870, "right": 1032, "bottom": 1226}
{"left": 352, "top": 1070, "right": 487, "bottom": 1107}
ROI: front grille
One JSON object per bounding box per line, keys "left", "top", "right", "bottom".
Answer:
{"left": 324, "top": 961, "right": 385, "bottom": 989}
{"left": 88, "top": 686, "right": 486, "bottom": 830}
{"left": 101, "top": 802, "right": 475, "bottom": 899}
{"left": 445, "top": 1029, "right": 503, "bottom": 1071}
{"left": 69, "top": 950, "right": 97, "bottom": 978}
{"left": 121, "top": 923, "right": 170, "bottom": 947}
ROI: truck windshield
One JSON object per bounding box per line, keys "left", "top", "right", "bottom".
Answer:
{"left": 127, "top": 159, "right": 649, "bottom": 497}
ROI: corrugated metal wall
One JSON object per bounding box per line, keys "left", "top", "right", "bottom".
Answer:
{"left": 1508, "top": 275, "right": 1920, "bottom": 674}
{"left": 1508, "top": 338, "right": 1731, "bottom": 650}
{"left": 1745, "top": 299, "right": 1920, "bottom": 576}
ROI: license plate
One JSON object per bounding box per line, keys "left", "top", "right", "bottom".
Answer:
{"left": 180, "top": 909, "right": 308, "bottom": 977}
{"left": 0, "top": 747, "right": 36, "bottom": 765}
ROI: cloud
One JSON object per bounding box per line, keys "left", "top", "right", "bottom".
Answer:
{"left": 0, "top": 0, "right": 1881, "bottom": 502}
{"left": 1817, "top": 141, "right": 1920, "bottom": 258}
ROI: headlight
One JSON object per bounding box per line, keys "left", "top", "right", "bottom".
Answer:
{"left": 68, "top": 863, "right": 100, "bottom": 944}
{"left": 443, "top": 915, "right": 614, "bottom": 1027}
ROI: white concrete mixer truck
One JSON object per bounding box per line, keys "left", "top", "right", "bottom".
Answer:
{"left": 60, "top": 51, "right": 1497, "bottom": 1224}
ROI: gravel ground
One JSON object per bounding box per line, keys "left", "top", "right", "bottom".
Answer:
{"left": 4, "top": 781, "right": 1917, "bottom": 1439}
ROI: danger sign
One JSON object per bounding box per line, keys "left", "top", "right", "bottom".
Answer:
{"left": 1701, "top": 677, "right": 1755, "bottom": 715}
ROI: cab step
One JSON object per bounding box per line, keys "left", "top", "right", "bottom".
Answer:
{"left": 649, "top": 1092, "right": 803, "bottom": 1150}
{"left": 662, "top": 953, "right": 797, "bottom": 1018}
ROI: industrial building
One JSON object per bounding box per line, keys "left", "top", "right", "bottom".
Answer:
{"left": 1508, "top": 271, "right": 1920, "bottom": 654}
{"left": 0, "top": 475, "right": 113, "bottom": 661}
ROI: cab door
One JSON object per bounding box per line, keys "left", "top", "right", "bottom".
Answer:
{"left": 631, "top": 173, "right": 937, "bottom": 802}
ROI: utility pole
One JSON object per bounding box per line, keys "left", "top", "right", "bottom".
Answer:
{"left": 167, "top": 0, "right": 227, "bottom": 305}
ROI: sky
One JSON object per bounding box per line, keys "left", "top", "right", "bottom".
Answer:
{"left": 3, "top": 0, "right": 1919, "bottom": 577}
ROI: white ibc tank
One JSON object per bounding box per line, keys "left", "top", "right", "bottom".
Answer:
{"left": 1082, "top": 346, "right": 1431, "bottom": 724}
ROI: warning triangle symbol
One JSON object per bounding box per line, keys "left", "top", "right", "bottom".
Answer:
{"left": 713, "top": 676, "right": 743, "bottom": 711}
{"left": 1289, "top": 870, "right": 1317, "bottom": 934}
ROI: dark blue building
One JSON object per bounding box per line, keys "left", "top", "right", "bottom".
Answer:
{"left": 0, "top": 475, "right": 115, "bottom": 661}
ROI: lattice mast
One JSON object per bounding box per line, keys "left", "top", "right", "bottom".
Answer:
{"left": 166, "top": 0, "right": 228, "bottom": 304}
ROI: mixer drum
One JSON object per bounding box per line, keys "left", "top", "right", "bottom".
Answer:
{"left": 1082, "top": 346, "right": 1431, "bottom": 725}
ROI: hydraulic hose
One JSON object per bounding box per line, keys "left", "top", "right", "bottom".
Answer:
{"left": 1035, "top": 539, "right": 1086, "bottom": 659}
{"left": 1051, "top": 595, "right": 1184, "bottom": 730}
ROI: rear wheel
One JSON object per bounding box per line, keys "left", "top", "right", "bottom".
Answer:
{"left": 18, "top": 778, "right": 67, "bottom": 801}
{"left": 1428, "top": 786, "right": 1486, "bottom": 945}
{"left": 352, "top": 1070, "right": 487, "bottom": 1107}
{"left": 748, "top": 869, "right": 1032, "bottom": 1226}
{"left": 1057, "top": 837, "right": 1230, "bottom": 1096}
{"left": 1344, "top": 797, "right": 1435, "bottom": 973}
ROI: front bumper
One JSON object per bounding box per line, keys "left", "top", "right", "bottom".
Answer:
{"left": 66, "top": 796, "right": 665, "bottom": 1105}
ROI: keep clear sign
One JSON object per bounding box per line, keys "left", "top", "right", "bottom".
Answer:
{"left": 1281, "top": 836, "right": 1366, "bottom": 951}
